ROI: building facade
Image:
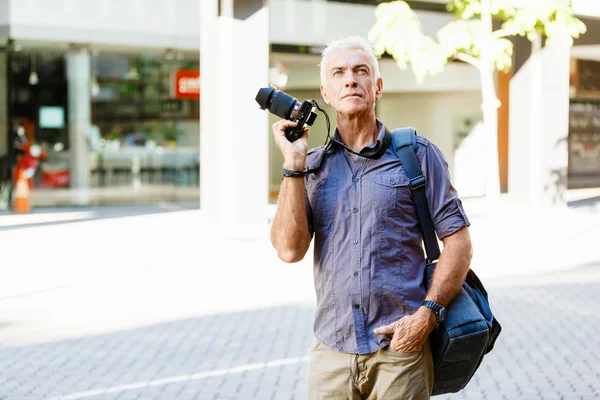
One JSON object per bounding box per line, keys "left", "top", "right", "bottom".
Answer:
{"left": 0, "top": 0, "right": 200, "bottom": 207}
{"left": 1, "top": 0, "right": 598, "bottom": 214}
{"left": 201, "top": 0, "right": 600, "bottom": 228}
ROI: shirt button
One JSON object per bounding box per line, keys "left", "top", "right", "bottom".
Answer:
{"left": 353, "top": 177, "right": 359, "bottom": 183}
{"left": 354, "top": 304, "right": 360, "bottom": 309}
{"left": 391, "top": 180, "right": 397, "bottom": 185}
{"left": 352, "top": 207, "right": 359, "bottom": 213}
{"left": 354, "top": 271, "right": 359, "bottom": 277}
{"left": 353, "top": 239, "right": 358, "bottom": 244}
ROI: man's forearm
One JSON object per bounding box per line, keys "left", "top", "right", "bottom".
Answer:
{"left": 271, "top": 176, "right": 312, "bottom": 263}
{"left": 424, "top": 227, "right": 473, "bottom": 307}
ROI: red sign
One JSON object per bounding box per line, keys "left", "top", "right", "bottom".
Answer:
{"left": 174, "top": 69, "right": 200, "bottom": 99}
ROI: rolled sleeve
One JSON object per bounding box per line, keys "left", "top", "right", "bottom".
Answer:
{"left": 422, "top": 142, "right": 470, "bottom": 240}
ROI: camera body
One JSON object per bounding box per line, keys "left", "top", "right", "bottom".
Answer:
{"left": 255, "top": 87, "right": 317, "bottom": 142}
{"left": 284, "top": 99, "right": 317, "bottom": 142}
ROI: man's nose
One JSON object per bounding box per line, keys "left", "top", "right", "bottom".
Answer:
{"left": 345, "top": 77, "right": 358, "bottom": 88}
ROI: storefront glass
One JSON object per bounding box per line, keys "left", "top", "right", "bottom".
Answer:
{"left": 6, "top": 48, "right": 200, "bottom": 207}
{"left": 568, "top": 59, "right": 600, "bottom": 189}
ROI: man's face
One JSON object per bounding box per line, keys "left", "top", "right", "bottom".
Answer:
{"left": 320, "top": 48, "right": 383, "bottom": 116}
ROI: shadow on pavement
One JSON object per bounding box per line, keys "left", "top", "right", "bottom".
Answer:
{"left": 568, "top": 195, "right": 600, "bottom": 210}
{"left": 0, "top": 277, "right": 599, "bottom": 399}
{"left": 0, "top": 305, "right": 314, "bottom": 400}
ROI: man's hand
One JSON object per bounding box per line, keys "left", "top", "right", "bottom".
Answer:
{"left": 272, "top": 120, "right": 310, "bottom": 170}
{"left": 374, "top": 307, "right": 437, "bottom": 353}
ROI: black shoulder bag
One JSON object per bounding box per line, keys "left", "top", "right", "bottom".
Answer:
{"left": 390, "top": 127, "right": 502, "bottom": 396}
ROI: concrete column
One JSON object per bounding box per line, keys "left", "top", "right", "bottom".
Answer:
{"left": 0, "top": 51, "right": 7, "bottom": 158}
{"left": 66, "top": 45, "right": 91, "bottom": 205}
{"left": 508, "top": 44, "right": 571, "bottom": 207}
{"left": 200, "top": 0, "right": 269, "bottom": 230}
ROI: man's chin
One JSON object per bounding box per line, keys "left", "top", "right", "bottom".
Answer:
{"left": 335, "top": 105, "right": 369, "bottom": 116}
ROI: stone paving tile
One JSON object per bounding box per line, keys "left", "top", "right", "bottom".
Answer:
{"left": 1, "top": 274, "right": 599, "bottom": 399}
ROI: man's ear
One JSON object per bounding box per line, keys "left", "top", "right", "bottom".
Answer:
{"left": 375, "top": 77, "right": 383, "bottom": 101}
{"left": 320, "top": 84, "right": 330, "bottom": 105}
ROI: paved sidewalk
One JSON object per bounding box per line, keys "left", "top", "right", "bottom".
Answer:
{"left": 0, "top": 199, "right": 598, "bottom": 399}
{"left": 0, "top": 264, "right": 598, "bottom": 400}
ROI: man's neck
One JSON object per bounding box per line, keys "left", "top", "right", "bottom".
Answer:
{"left": 335, "top": 112, "right": 379, "bottom": 154}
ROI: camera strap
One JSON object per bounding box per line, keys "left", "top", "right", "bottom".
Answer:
{"left": 329, "top": 128, "right": 391, "bottom": 160}
{"left": 304, "top": 141, "right": 333, "bottom": 175}
{"left": 304, "top": 127, "right": 391, "bottom": 174}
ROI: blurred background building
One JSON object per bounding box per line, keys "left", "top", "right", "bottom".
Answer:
{"left": 0, "top": 0, "right": 598, "bottom": 213}
{"left": 201, "top": 0, "right": 600, "bottom": 227}
{"left": 0, "top": 0, "right": 200, "bottom": 207}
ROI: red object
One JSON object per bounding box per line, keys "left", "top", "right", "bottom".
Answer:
{"left": 13, "top": 143, "right": 48, "bottom": 189}
{"left": 39, "top": 170, "right": 70, "bottom": 188}
{"left": 174, "top": 69, "right": 200, "bottom": 99}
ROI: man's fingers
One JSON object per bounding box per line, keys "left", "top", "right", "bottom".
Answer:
{"left": 300, "top": 127, "right": 310, "bottom": 140}
{"left": 272, "top": 121, "right": 300, "bottom": 141}
{"left": 393, "top": 341, "right": 420, "bottom": 353}
{"left": 273, "top": 120, "right": 297, "bottom": 131}
{"left": 374, "top": 323, "right": 395, "bottom": 335}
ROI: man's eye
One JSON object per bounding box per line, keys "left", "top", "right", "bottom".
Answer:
{"left": 358, "top": 69, "right": 368, "bottom": 74}
{"left": 333, "top": 71, "right": 342, "bottom": 76}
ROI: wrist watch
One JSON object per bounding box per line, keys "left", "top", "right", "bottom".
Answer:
{"left": 421, "top": 300, "right": 447, "bottom": 323}
{"left": 282, "top": 168, "right": 307, "bottom": 178}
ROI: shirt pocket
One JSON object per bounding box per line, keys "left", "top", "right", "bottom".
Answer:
{"left": 308, "top": 177, "right": 338, "bottom": 229}
{"left": 373, "top": 172, "right": 411, "bottom": 217}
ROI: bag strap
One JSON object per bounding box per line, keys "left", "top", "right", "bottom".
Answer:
{"left": 390, "top": 128, "right": 441, "bottom": 262}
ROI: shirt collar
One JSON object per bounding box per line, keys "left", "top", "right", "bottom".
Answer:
{"left": 331, "top": 119, "right": 391, "bottom": 159}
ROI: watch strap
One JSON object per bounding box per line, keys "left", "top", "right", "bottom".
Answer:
{"left": 282, "top": 168, "right": 307, "bottom": 178}
{"left": 421, "top": 300, "right": 444, "bottom": 322}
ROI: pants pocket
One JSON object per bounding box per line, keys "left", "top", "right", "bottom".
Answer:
{"left": 387, "top": 344, "right": 422, "bottom": 358}
{"left": 309, "top": 335, "right": 322, "bottom": 352}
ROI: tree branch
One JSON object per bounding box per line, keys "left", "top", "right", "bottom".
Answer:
{"left": 491, "top": 28, "right": 515, "bottom": 40}
{"left": 454, "top": 53, "right": 481, "bottom": 69}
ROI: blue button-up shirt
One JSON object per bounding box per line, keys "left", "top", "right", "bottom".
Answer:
{"left": 304, "top": 120, "right": 470, "bottom": 354}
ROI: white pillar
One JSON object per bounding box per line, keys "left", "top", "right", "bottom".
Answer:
{"left": 66, "top": 45, "right": 91, "bottom": 205}
{"left": 508, "top": 44, "right": 570, "bottom": 207}
{"left": 200, "top": 0, "right": 270, "bottom": 231}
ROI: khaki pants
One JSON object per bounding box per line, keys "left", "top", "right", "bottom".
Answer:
{"left": 306, "top": 337, "right": 434, "bottom": 400}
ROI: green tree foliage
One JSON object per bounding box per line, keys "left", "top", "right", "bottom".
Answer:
{"left": 370, "top": 0, "right": 585, "bottom": 80}
{"left": 369, "top": 0, "right": 586, "bottom": 198}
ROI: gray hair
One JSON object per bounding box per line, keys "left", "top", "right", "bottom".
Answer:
{"left": 319, "top": 36, "right": 381, "bottom": 87}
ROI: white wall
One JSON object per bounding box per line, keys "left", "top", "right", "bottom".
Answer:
{"left": 267, "top": 90, "right": 483, "bottom": 193}
{"left": 512, "top": 0, "right": 600, "bottom": 18}
{"left": 277, "top": 53, "right": 481, "bottom": 92}
{"left": 509, "top": 45, "right": 571, "bottom": 205}
{"left": 9, "top": 0, "right": 198, "bottom": 50}
{"left": 200, "top": 1, "right": 270, "bottom": 226}
{"left": 572, "top": 0, "right": 600, "bottom": 17}
{"left": 269, "top": 0, "right": 454, "bottom": 46}
{"left": 0, "top": 0, "right": 8, "bottom": 25}
{"left": 377, "top": 91, "right": 483, "bottom": 183}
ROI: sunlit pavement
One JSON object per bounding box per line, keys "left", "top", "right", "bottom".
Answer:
{"left": 0, "top": 197, "right": 598, "bottom": 399}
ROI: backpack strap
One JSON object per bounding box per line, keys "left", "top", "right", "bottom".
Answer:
{"left": 390, "top": 128, "right": 441, "bottom": 263}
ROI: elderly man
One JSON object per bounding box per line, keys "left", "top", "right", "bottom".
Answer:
{"left": 270, "top": 36, "right": 473, "bottom": 400}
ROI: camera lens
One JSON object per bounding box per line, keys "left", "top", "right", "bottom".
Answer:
{"left": 255, "top": 87, "right": 300, "bottom": 120}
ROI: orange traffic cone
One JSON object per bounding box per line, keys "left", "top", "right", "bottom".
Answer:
{"left": 13, "top": 173, "right": 31, "bottom": 213}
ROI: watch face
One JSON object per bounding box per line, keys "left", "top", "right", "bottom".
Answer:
{"left": 439, "top": 308, "right": 447, "bottom": 322}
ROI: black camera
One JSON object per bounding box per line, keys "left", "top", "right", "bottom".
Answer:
{"left": 255, "top": 87, "right": 317, "bottom": 142}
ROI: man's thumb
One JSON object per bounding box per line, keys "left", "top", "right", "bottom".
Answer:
{"left": 374, "top": 323, "right": 395, "bottom": 335}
